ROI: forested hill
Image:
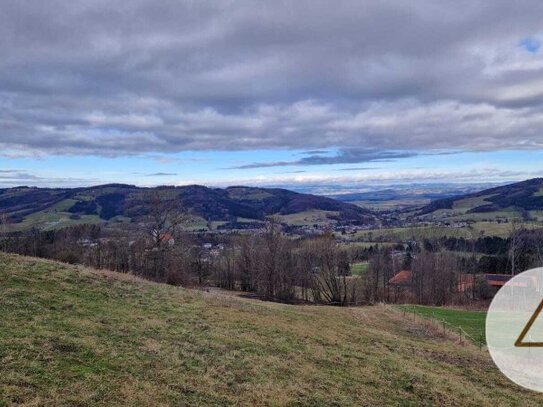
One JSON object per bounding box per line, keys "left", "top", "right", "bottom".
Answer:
{"left": 0, "top": 184, "right": 376, "bottom": 226}
{"left": 417, "top": 178, "right": 543, "bottom": 217}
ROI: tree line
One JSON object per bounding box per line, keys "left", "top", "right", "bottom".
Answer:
{"left": 2, "top": 199, "right": 542, "bottom": 306}
{"left": 0, "top": 219, "right": 365, "bottom": 306}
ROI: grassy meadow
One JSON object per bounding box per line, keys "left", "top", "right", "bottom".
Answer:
{"left": 348, "top": 221, "right": 543, "bottom": 243}
{"left": 1, "top": 253, "right": 542, "bottom": 406}
{"left": 400, "top": 305, "right": 487, "bottom": 345}
{"left": 350, "top": 262, "right": 369, "bottom": 276}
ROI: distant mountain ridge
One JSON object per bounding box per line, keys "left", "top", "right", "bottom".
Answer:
{"left": 417, "top": 178, "right": 543, "bottom": 216}
{"left": 0, "top": 184, "right": 376, "bottom": 227}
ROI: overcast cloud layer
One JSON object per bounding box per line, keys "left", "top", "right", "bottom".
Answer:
{"left": 1, "top": 1, "right": 543, "bottom": 163}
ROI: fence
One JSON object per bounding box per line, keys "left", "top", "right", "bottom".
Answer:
{"left": 399, "top": 306, "right": 486, "bottom": 351}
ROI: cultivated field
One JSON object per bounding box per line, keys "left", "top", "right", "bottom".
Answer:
{"left": 1, "top": 254, "right": 542, "bottom": 406}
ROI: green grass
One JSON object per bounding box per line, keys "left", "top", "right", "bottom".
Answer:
{"left": 350, "top": 221, "right": 543, "bottom": 242}
{"left": 353, "top": 199, "right": 431, "bottom": 211}
{"left": 452, "top": 195, "right": 496, "bottom": 211}
{"left": 1, "top": 254, "right": 542, "bottom": 406}
{"left": 6, "top": 199, "right": 103, "bottom": 232}
{"left": 350, "top": 262, "right": 368, "bottom": 276}
{"left": 226, "top": 188, "right": 274, "bottom": 201}
{"left": 339, "top": 241, "right": 396, "bottom": 249}
{"left": 351, "top": 225, "right": 475, "bottom": 241}
{"left": 10, "top": 211, "right": 102, "bottom": 232}
{"left": 400, "top": 305, "right": 486, "bottom": 344}
{"left": 276, "top": 210, "right": 340, "bottom": 226}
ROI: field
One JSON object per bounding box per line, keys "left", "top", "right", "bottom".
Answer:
{"left": 276, "top": 210, "right": 340, "bottom": 226}
{"left": 6, "top": 199, "right": 103, "bottom": 232}
{"left": 350, "top": 262, "right": 368, "bottom": 276}
{"left": 349, "top": 221, "right": 543, "bottom": 242}
{"left": 1, "top": 254, "right": 543, "bottom": 406}
{"left": 400, "top": 305, "right": 486, "bottom": 344}
{"left": 353, "top": 198, "right": 431, "bottom": 211}
{"left": 349, "top": 225, "right": 475, "bottom": 242}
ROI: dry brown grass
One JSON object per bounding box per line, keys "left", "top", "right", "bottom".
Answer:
{"left": 1, "top": 253, "right": 542, "bottom": 406}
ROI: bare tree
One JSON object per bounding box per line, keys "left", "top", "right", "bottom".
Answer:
{"left": 366, "top": 247, "right": 393, "bottom": 303}
{"left": 508, "top": 219, "right": 524, "bottom": 276}
{"left": 145, "top": 190, "right": 188, "bottom": 250}
{"left": 139, "top": 190, "right": 191, "bottom": 282}
{"left": 236, "top": 236, "right": 257, "bottom": 291}
{"left": 304, "top": 231, "right": 355, "bottom": 306}
{"left": 190, "top": 246, "right": 212, "bottom": 285}
{"left": 412, "top": 250, "right": 459, "bottom": 305}
{"left": 0, "top": 212, "right": 8, "bottom": 252}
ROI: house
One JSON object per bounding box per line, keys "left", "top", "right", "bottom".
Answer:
{"left": 485, "top": 273, "right": 539, "bottom": 290}
{"left": 485, "top": 273, "right": 512, "bottom": 287}
{"left": 457, "top": 274, "right": 516, "bottom": 292}
{"left": 389, "top": 271, "right": 536, "bottom": 296}
{"left": 457, "top": 274, "right": 475, "bottom": 293}
{"left": 388, "top": 270, "right": 412, "bottom": 287}
{"left": 159, "top": 233, "right": 175, "bottom": 246}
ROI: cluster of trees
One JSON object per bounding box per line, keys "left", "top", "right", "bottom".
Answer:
{"left": 364, "top": 247, "right": 494, "bottom": 305}
{"left": 214, "top": 224, "right": 359, "bottom": 305}
{"left": 424, "top": 226, "right": 543, "bottom": 275}
{"left": 429, "top": 236, "right": 508, "bottom": 255}
{"left": 0, "top": 218, "right": 361, "bottom": 306}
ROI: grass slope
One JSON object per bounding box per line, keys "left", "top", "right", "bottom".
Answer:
{"left": 1, "top": 254, "right": 542, "bottom": 406}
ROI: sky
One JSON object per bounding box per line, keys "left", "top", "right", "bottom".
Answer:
{"left": 1, "top": 1, "right": 543, "bottom": 192}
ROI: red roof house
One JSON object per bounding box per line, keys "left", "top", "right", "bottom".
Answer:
{"left": 388, "top": 270, "right": 413, "bottom": 287}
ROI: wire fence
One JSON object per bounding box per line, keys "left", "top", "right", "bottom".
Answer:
{"left": 400, "top": 306, "right": 486, "bottom": 351}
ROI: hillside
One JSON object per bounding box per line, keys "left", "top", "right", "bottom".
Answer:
{"left": 0, "top": 184, "right": 375, "bottom": 231}
{"left": 416, "top": 178, "right": 543, "bottom": 221}
{"left": 1, "top": 254, "right": 542, "bottom": 406}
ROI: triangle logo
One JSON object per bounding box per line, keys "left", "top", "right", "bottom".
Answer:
{"left": 515, "top": 298, "right": 543, "bottom": 347}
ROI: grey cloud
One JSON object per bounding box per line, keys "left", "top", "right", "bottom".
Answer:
{"left": 0, "top": 170, "right": 41, "bottom": 181}
{"left": 1, "top": 1, "right": 543, "bottom": 157}
{"left": 301, "top": 150, "right": 330, "bottom": 155}
{"left": 145, "top": 172, "right": 177, "bottom": 177}
{"left": 0, "top": 169, "right": 98, "bottom": 187}
{"left": 228, "top": 149, "right": 416, "bottom": 169}
{"left": 208, "top": 168, "right": 541, "bottom": 190}
{"left": 335, "top": 167, "right": 381, "bottom": 172}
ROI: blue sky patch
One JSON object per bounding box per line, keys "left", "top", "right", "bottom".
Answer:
{"left": 519, "top": 37, "right": 541, "bottom": 53}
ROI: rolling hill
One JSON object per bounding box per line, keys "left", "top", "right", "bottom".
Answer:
{"left": 0, "top": 184, "right": 376, "bottom": 230}
{"left": 1, "top": 253, "right": 542, "bottom": 406}
{"left": 416, "top": 178, "right": 543, "bottom": 221}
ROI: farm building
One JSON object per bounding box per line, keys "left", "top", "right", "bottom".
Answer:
{"left": 387, "top": 271, "right": 538, "bottom": 296}
{"left": 160, "top": 233, "right": 175, "bottom": 246}
{"left": 388, "top": 270, "right": 412, "bottom": 288}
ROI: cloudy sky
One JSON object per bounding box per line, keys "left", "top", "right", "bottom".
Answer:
{"left": 1, "top": 0, "right": 543, "bottom": 190}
